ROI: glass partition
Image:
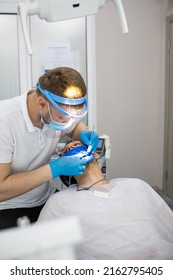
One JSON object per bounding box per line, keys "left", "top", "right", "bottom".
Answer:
{"left": 0, "top": 14, "right": 19, "bottom": 100}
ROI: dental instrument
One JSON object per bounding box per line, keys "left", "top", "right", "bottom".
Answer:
{"left": 87, "top": 130, "right": 94, "bottom": 154}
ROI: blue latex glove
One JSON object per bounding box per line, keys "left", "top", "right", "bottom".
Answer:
{"left": 80, "top": 130, "right": 99, "bottom": 154}
{"left": 49, "top": 156, "right": 87, "bottom": 179}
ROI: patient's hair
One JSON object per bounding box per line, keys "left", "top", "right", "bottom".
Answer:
{"left": 60, "top": 139, "right": 83, "bottom": 155}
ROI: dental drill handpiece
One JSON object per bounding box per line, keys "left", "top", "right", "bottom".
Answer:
{"left": 87, "top": 129, "right": 94, "bottom": 154}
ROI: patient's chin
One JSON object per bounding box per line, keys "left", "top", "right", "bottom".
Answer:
{"left": 94, "top": 152, "right": 100, "bottom": 160}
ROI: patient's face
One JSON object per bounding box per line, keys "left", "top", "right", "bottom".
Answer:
{"left": 62, "top": 140, "right": 99, "bottom": 160}
{"left": 62, "top": 140, "right": 83, "bottom": 155}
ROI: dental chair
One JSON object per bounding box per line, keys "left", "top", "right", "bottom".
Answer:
{"left": 152, "top": 186, "right": 173, "bottom": 211}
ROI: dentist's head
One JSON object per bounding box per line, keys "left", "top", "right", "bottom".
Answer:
{"left": 36, "top": 67, "right": 88, "bottom": 131}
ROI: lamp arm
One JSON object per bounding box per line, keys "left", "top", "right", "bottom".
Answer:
{"left": 17, "top": 0, "right": 39, "bottom": 55}
{"left": 111, "top": 0, "right": 128, "bottom": 33}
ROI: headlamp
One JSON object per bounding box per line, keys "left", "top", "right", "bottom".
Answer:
{"left": 36, "top": 83, "right": 88, "bottom": 119}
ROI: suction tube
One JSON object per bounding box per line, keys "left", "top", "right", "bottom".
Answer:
{"left": 17, "top": 0, "right": 39, "bottom": 55}
{"left": 112, "top": 0, "right": 128, "bottom": 33}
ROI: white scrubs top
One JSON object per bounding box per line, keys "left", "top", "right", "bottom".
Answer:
{"left": 38, "top": 178, "right": 173, "bottom": 259}
{"left": 0, "top": 92, "right": 74, "bottom": 209}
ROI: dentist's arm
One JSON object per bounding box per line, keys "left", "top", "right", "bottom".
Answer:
{"left": 0, "top": 155, "right": 87, "bottom": 202}
{"left": 68, "top": 121, "right": 99, "bottom": 153}
{"left": 0, "top": 162, "right": 52, "bottom": 202}
{"left": 67, "top": 121, "right": 88, "bottom": 140}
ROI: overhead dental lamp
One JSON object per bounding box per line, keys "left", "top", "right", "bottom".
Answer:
{"left": 17, "top": 0, "right": 128, "bottom": 55}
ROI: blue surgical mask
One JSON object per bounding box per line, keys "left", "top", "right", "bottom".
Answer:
{"left": 41, "top": 103, "right": 72, "bottom": 131}
{"left": 41, "top": 117, "right": 70, "bottom": 131}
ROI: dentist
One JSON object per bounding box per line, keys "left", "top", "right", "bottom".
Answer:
{"left": 0, "top": 67, "right": 98, "bottom": 229}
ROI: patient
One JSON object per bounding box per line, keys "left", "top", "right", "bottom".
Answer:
{"left": 38, "top": 141, "right": 173, "bottom": 260}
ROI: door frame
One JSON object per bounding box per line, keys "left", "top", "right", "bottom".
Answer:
{"left": 163, "top": 14, "right": 173, "bottom": 195}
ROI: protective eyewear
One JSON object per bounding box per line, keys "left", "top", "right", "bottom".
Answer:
{"left": 36, "top": 83, "right": 88, "bottom": 119}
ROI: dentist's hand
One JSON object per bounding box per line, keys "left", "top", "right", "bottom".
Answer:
{"left": 80, "top": 130, "right": 99, "bottom": 154}
{"left": 48, "top": 156, "right": 87, "bottom": 179}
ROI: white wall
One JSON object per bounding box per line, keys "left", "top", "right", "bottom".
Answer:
{"left": 95, "top": 0, "right": 166, "bottom": 188}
